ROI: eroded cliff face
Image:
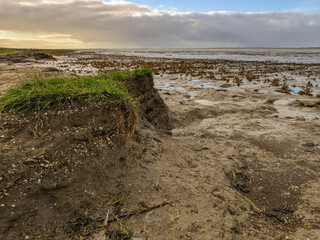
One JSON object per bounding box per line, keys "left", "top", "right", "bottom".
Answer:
{"left": 0, "top": 69, "right": 171, "bottom": 239}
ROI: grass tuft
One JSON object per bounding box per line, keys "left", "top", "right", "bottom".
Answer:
{"left": 266, "top": 98, "right": 275, "bottom": 104}
{"left": 0, "top": 70, "right": 143, "bottom": 113}
{"left": 101, "top": 68, "right": 152, "bottom": 85}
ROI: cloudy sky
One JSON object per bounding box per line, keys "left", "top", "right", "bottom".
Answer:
{"left": 0, "top": 0, "right": 319, "bottom": 48}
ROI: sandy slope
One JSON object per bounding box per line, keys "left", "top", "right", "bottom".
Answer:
{"left": 94, "top": 85, "right": 319, "bottom": 239}
{"left": 93, "top": 57, "right": 319, "bottom": 239}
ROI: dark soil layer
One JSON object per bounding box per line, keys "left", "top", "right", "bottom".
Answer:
{"left": 0, "top": 71, "right": 170, "bottom": 239}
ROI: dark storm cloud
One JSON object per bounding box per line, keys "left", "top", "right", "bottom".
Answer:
{"left": 0, "top": 0, "right": 319, "bottom": 47}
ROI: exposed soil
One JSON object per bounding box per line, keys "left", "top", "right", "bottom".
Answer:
{"left": 0, "top": 51, "right": 320, "bottom": 240}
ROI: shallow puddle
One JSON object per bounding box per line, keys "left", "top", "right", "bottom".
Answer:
{"left": 288, "top": 86, "right": 304, "bottom": 92}
{"left": 164, "top": 86, "right": 185, "bottom": 92}
{"left": 188, "top": 92, "right": 196, "bottom": 97}
{"left": 195, "top": 84, "right": 219, "bottom": 89}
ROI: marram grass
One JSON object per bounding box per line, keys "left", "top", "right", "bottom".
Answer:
{"left": 0, "top": 69, "right": 152, "bottom": 113}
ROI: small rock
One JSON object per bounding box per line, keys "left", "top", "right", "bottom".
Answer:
{"left": 288, "top": 185, "right": 299, "bottom": 192}
{"left": 43, "top": 67, "right": 60, "bottom": 72}
{"left": 220, "top": 83, "right": 232, "bottom": 88}
{"left": 32, "top": 52, "right": 54, "bottom": 60}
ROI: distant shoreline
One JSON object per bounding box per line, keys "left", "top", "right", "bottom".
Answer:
{"left": 1, "top": 46, "right": 320, "bottom": 51}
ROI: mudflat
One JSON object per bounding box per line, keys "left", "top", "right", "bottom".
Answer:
{"left": 0, "top": 50, "right": 319, "bottom": 239}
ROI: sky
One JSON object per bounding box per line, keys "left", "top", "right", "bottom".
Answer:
{"left": 134, "top": 0, "right": 320, "bottom": 13}
{"left": 0, "top": 0, "right": 319, "bottom": 48}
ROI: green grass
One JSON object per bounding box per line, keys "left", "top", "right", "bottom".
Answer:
{"left": 102, "top": 68, "right": 152, "bottom": 83}
{"left": 0, "top": 48, "right": 19, "bottom": 54}
{"left": 0, "top": 48, "right": 72, "bottom": 55}
{"left": 0, "top": 69, "right": 148, "bottom": 113}
{"left": 101, "top": 68, "right": 153, "bottom": 93}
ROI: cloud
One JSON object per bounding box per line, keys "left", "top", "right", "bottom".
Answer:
{"left": 0, "top": 38, "right": 87, "bottom": 48}
{"left": 0, "top": 0, "right": 319, "bottom": 48}
{"left": 286, "top": 0, "right": 320, "bottom": 13}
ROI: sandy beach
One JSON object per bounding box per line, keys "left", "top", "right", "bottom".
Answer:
{"left": 0, "top": 49, "right": 319, "bottom": 239}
